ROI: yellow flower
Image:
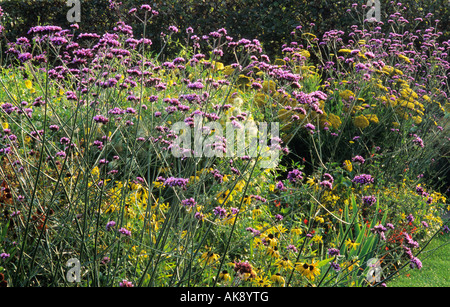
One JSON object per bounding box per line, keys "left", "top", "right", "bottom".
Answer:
{"left": 263, "top": 233, "right": 278, "bottom": 247}
{"left": 353, "top": 115, "right": 370, "bottom": 129}
{"left": 338, "top": 49, "right": 352, "bottom": 54}
{"left": 291, "top": 227, "right": 303, "bottom": 235}
{"left": 219, "top": 270, "right": 232, "bottom": 282}
{"left": 397, "top": 54, "right": 411, "bottom": 63}
{"left": 274, "top": 58, "right": 286, "bottom": 66}
{"left": 339, "top": 90, "right": 355, "bottom": 101}
{"left": 223, "top": 65, "right": 235, "bottom": 75}
{"left": 344, "top": 259, "right": 360, "bottom": 272}
{"left": 212, "top": 61, "right": 224, "bottom": 71}
{"left": 412, "top": 115, "right": 422, "bottom": 125}
{"left": 254, "top": 92, "right": 269, "bottom": 107}
{"left": 302, "top": 32, "right": 317, "bottom": 39}
{"left": 236, "top": 74, "right": 252, "bottom": 88}
{"left": 312, "top": 235, "right": 323, "bottom": 244}
{"left": 262, "top": 80, "right": 277, "bottom": 94}
{"left": 366, "top": 114, "right": 379, "bottom": 124}
{"left": 296, "top": 260, "right": 321, "bottom": 281}
{"left": 275, "top": 257, "right": 294, "bottom": 270}
{"left": 327, "top": 113, "right": 342, "bottom": 129}
{"left": 443, "top": 102, "right": 450, "bottom": 113}
{"left": 25, "top": 79, "right": 33, "bottom": 89}
{"left": 200, "top": 250, "right": 220, "bottom": 266}
{"left": 345, "top": 238, "right": 360, "bottom": 250}
{"left": 267, "top": 245, "right": 280, "bottom": 258}
{"left": 216, "top": 189, "right": 233, "bottom": 205}
{"left": 315, "top": 216, "right": 325, "bottom": 223}
{"left": 253, "top": 275, "right": 271, "bottom": 287}
{"left": 299, "top": 49, "right": 310, "bottom": 58}
{"left": 270, "top": 273, "right": 285, "bottom": 286}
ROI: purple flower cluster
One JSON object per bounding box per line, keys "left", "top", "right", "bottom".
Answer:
{"left": 371, "top": 224, "right": 388, "bottom": 241}
{"left": 287, "top": 169, "right": 303, "bottom": 184}
{"left": 362, "top": 195, "right": 377, "bottom": 206}
{"left": 119, "top": 227, "right": 132, "bottom": 237}
{"left": 106, "top": 220, "right": 116, "bottom": 231}
{"left": 213, "top": 206, "right": 227, "bottom": 218}
{"left": 181, "top": 198, "right": 197, "bottom": 208}
{"left": 163, "top": 177, "right": 189, "bottom": 188}
{"left": 352, "top": 174, "right": 374, "bottom": 185}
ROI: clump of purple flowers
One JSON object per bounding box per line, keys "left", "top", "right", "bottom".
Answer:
{"left": 213, "top": 206, "right": 227, "bottom": 218}
{"left": 352, "top": 174, "right": 374, "bottom": 185}
{"left": 119, "top": 227, "right": 132, "bottom": 237}
{"left": 352, "top": 155, "right": 365, "bottom": 164}
{"left": 362, "top": 195, "right": 377, "bottom": 206}
{"left": 106, "top": 220, "right": 116, "bottom": 231}
{"left": 181, "top": 198, "right": 197, "bottom": 208}
{"left": 163, "top": 177, "right": 189, "bottom": 188}
{"left": 371, "top": 224, "right": 387, "bottom": 241}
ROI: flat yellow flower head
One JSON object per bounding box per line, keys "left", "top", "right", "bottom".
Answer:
{"left": 353, "top": 115, "right": 370, "bottom": 129}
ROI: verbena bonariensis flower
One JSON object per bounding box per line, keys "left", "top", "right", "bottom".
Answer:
{"left": 287, "top": 169, "right": 303, "bottom": 184}
{"left": 181, "top": 198, "right": 197, "bottom": 208}
{"left": 352, "top": 155, "right": 365, "bottom": 164}
{"left": 352, "top": 174, "right": 374, "bottom": 185}
{"left": 163, "top": 177, "right": 189, "bottom": 188}
{"left": 362, "top": 195, "right": 377, "bottom": 206}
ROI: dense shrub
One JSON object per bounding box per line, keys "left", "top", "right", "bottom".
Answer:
{"left": 1, "top": 0, "right": 449, "bottom": 60}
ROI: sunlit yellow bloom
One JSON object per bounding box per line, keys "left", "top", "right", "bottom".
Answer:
{"left": 25, "top": 79, "right": 33, "bottom": 89}
{"left": 397, "top": 54, "right": 411, "bottom": 63}
{"left": 366, "top": 114, "right": 379, "bottom": 124}
{"left": 274, "top": 58, "right": 286, "bottom": 66}
{"left": 338, "top": 48, "right": 352, "bottom": 54}
{"left": 299, "top": 49, "right": 310, "bottom": 58}
{"left": 291, "top": 227, "right": 303, "bottom": 235}
{"left": 253, "top": 275, "right": 271, "bottom": 287}
{"left": 296, "top": 260, "right": 321, "bottom": 281}
{"left": 312, "top": 235, "right": 323, "bottom": 244}
{"left": 353, "top": 115, "right": 370, "bottom": 129}
{"left": 343, "top": 160, "right": 353, "bottom": 172}
{"left": 302, "top": 32, "right": 317, "bottom": 39}
{"left": 262, "top": 80, "right": 277, "bottom": 94}
{"left": 267, "top": 245, "right": 280, "bottom": 258}
{"left": 345, "top": 238, "right": 360, "bottom": 250}
{"left": 216, "top": 189, "right": 233, "bottom": 205}
{"left": 339, "top": 90, "right": 355, "bottom": 101}
{"left": 219, "top": 270, "right": 232, "bottom": 282}
{"left": 275, "top": 257, "right": 294, "bottom": 270}
{"left": 315, "top": 216, "right": 325, "bottom": 223}
{"left": 412, "top": 116, "right": 422, "bottom": 125}
{"left": 199, "top": 250, "right": 220, "bottom": 266}
{"left": 212, "top": 61, "right": 224, "bottom": 71}
{"left": 270, "top": 273, "right": 285, "bottom": 286}
{"left": 223, "top": 65, "right": 235, "bottom": 75}
{"left": 252, "top": 207, "right": 263, "bottom": 219}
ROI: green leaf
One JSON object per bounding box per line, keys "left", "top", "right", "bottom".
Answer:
{"left": 316, "top": 257, "right": 334, "bottom": 268}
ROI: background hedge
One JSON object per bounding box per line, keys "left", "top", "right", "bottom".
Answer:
{"left": 1, "top": 0, "right": 449, "bottom": 60}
